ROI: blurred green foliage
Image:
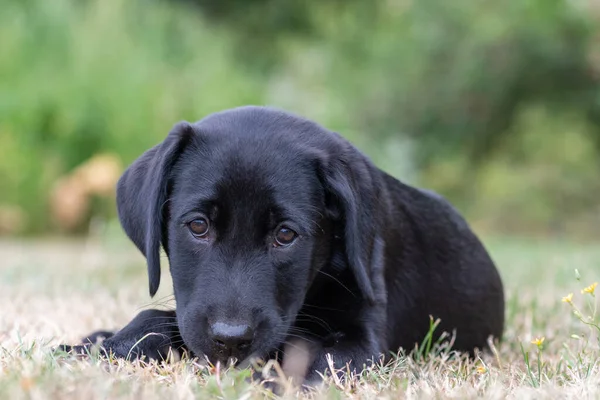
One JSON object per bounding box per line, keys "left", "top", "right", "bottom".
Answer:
{"left": 1, "top": 0, "right": 599, "bottom": 237}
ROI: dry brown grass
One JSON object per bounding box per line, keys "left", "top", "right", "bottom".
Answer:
{"left": 2, "top": 232, "right": 600, "bottom": 399}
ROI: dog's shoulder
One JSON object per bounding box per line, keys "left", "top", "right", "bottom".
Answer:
{"left": 414, "top": 188, "right": 469, "bottom": 228}
{"left": 380, "top": 174, "right": 472, "bottom": 235}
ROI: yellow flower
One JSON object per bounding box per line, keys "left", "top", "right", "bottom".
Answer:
{"left": 476, "top": 366, "right": 487, "bottom": 374}
{"left": 562, "top": 293, "right": 574, "bottom": 304}
{"left": 531, "top": 337, "right": 545, "bottom": 348}
{"left": 581, "top": 282, "right": 598, "bottom": 295}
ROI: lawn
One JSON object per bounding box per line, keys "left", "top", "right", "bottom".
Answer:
{"left": 1, "top": 232, "right": 600, "bottom": 399}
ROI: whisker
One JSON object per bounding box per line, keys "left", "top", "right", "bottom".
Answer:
{"left": 288, "top": 322, "right": 326, "bottom": 334}
{"left": 144, "top": 325, "right": 180, "bottom": 331}
{"left": 295, "top": 313, "right": 334, "bottom": 332}
{"left": 159, "top": 338, "right": 185, "bottom": 348}
{"left": 286, "top": 326, "right": 315, "bottom": 334}
{"left": 283, "top": 333, "right": 316, "bottom": 345}
{"left": 316, "top": 270, "right": 356, "bottom": 297}
{"left": 135, "top": 303, "right": 177, "bottom": 312}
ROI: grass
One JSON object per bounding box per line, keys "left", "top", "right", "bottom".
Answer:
{"left": 1, "top": 232, "right": 600, "bottom": 399}
{"left": 0, "top": 0, "right": 265, "bottom": 233}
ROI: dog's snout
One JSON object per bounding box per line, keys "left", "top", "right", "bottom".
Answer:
{"left": 209, "top": 321, "right": 254, "bottom": 353}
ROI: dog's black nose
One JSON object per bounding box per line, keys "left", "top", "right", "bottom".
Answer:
{"left": 209, "top": 322, "right": 254, "bottom": 353}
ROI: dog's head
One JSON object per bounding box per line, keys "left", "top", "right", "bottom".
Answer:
{"left": 116, "top": 106, "right": 382, "bottom": 364}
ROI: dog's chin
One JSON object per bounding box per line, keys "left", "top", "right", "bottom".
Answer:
{"left": 185, "top": 342, "right": 240, "bottom": 367}
{"left": 184, "top": 337, "right": 274, "bottom": 368}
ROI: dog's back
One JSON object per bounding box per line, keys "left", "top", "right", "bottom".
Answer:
{"left": 380, "top": 173, "right": 504, "bottom": 354}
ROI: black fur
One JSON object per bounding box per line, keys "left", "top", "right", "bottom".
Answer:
{"left": 61, "top": 106, "right": 504, "bottom": 382}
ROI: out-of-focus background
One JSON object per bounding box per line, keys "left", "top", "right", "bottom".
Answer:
{"left": 2, "top": 0, "right": 600, "bottom": 240}
{"left": 2, "top": 1, "right": 600, "bottom": 397}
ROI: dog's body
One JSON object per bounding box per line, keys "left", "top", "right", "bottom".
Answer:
{"left": 65, "top": 106, "right": 504, "bottom": 380}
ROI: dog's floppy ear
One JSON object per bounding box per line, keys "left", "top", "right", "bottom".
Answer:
{"left": 116, "top": 122, "right": 196, "bottom": 297}
{"left": 320, "top": 136, "right": 380, "bottom": 305}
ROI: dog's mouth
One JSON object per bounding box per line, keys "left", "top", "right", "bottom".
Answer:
{"left": 210, "top": 344, "right": 254, "bottom": 366}
{"left": 182, "top": 325, "right": 282, "bottom": 368}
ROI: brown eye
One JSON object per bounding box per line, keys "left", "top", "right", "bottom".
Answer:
{"left": 188, "top": 218, "right": 209, "bottom": 238}
{"left": 274, "top": 226, "right": 297, "bottom": 247}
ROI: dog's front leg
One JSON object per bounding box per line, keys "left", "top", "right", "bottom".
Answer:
{"left": 59, "top": 309, "right": 185, "bottom": 361}
{"left": 279, "top": 334, "right": 382, "bottom": 386}
{"left": 311, "top": 346, "right": 380, "bottom": 381}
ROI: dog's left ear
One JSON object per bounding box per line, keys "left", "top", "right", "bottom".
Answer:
{"left": 116, "top": 122, "right": 196, "bottom": 297}
{"left": 320, "top": 136, "right": 381, "bottom": 305}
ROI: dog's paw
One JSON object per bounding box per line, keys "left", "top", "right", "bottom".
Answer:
{"left": 82, "top": 330, "right": 115, "bottom": 345}
{"left": 54, "top": 339, "right": 155, "bottom": 361}
{"left": 53, "top": 330, "right": 115, "bottom": 359}
{"left": 56, "top": 334, "right": 180, "bottom": 362}
{"left": 56, "top": 310, "right": 182, "bottom": 362}
{"left": 53, "top": 343, "right": 108, "bottom": 360}
{"left": 53, "top": 343, "right": 86, "bottom": 355}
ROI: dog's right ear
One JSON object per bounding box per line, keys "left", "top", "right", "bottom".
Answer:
{"left": 116, "top": 122, "right": 196, "bottom": 297}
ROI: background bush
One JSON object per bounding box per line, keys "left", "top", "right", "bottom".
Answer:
{"left": 1, "top": 0, "right": 599, "bottom": 238}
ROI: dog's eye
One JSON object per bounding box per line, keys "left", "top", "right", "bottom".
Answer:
{"left": 188, "top": 218, "right": 209, "bottom": 238}
{"left": 274, "top": 227, "right": 297, "bottom": 247}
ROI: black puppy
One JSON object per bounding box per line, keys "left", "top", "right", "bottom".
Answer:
{"left": 64, "top": 106, "right": 504, "bottom": 380}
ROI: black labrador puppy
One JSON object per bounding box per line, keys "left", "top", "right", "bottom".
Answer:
{"left": 63, "top": 106, "right": 504, "bottom": 381}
